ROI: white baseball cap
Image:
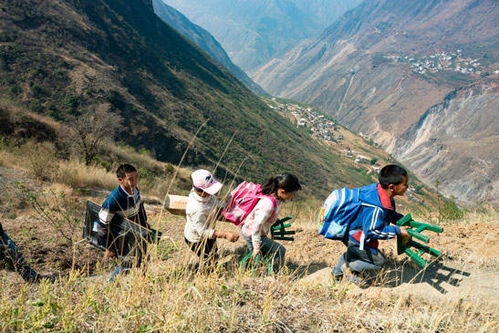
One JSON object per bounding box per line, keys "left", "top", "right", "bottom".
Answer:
{"left": 191, "top": 169, "right": 222, "bottom": 195}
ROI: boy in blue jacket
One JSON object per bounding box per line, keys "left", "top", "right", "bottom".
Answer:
{"left": 332, "top": 164, "right": 411, "bottom": 284}
{"left": 95, "top": 163, "right": 149, "bottom": 281}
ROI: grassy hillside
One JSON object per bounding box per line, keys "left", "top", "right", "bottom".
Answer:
{"left": 0, "top": 146, "right": 496, "bottom": 330}
{"left": 0, "top": 0, "right": 399, "bottom": 199}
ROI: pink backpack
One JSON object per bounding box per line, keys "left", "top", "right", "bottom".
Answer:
{"left": 223, "top": 181, "right": 277, "bottom": 226}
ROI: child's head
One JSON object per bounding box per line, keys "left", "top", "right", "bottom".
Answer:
{"left": 116, "top": 164, "right": 138, "bottom": 191}
{"left": 261, "top": 173, "right": 302, "bottom": 201}
{"left": 191, "top": 169, "right": 222, "bottom": 197}
{"left": 378, "top": 164, "right": 408, "bottom": 197}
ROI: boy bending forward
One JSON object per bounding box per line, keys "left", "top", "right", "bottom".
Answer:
{"left": 332, "top": 164, "right": 412, "bottom": 284}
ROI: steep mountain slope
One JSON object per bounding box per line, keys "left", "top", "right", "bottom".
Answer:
{"left": 151, "top": 0, "right": 266, "bottom": 95}
{"left": 162, "top": 0, "right": 363, "bottom": 73}
{"left": 394, "top": 83, "right": 499, "bottom": 204}
{"left": 253, "top": 0, "right": 499, "bottom": 204}
{"left": 0, "top": 0, "right": 398, "bottom": 198}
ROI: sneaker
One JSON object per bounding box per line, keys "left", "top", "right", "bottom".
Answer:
{"left": 341, "top": 264, "right": 368, "bottom": 288}
{"left": 40, "top": 273, "right": 62, "bottom": 283}
{"left": 332, "top": 273, "right": 343, "bottom": 281}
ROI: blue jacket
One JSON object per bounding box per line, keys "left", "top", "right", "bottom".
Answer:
{"left": 348, "top": 184, "right": 403, "bottom": 249}
{"left": 98, "top": 185, "right": 148, "bottom": 228}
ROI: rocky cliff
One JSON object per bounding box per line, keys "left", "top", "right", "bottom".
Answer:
{"left": 395, "top": 83, "right": 498, "bottom": 203}
{"left": 253, "top": 0, "right": 499, "bottom": 204}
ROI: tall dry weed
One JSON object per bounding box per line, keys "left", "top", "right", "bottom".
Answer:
{"left": 0, "top": 150, "right": 15, "bottom": 167}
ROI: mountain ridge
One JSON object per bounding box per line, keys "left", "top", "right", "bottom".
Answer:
{"left": 252, "top": 0, "right": 498, "bottom": 204}
{"left": 151, "top": 0, "right": 267, "bottom": 95}
{"left": 0, "top": 0, "right": 425, "bottom": 200}
{"left": 162, "top": 0, "right": 363, "bottom": 73}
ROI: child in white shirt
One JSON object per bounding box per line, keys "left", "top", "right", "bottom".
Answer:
{"left": 184, "top": 169, "right": 238, "bottom": 262}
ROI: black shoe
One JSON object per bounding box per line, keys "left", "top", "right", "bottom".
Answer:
{"left": 38, "top": 273, "right": 61, "bottom": 283}
{"left": 332, "top": 274, "right": 343, "bottom": 281}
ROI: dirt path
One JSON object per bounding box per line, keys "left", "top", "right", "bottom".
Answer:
{"left": 299, "top": 264, "right": 498, "bottom": 308}
{"left": 296, "top": 213, "right": 499, "bottom": 310}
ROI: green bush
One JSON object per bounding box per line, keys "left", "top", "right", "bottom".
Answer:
{"left": 31, "top": 84, "right": 45, "bottom": 98}
{"left": 164, "top": 163, "right": 175, "bottom": 174}
{"left": 63, "top": 94, "right": 80, "bottom": 114}
{"left": 9, "top": 85, "right": 22, "bottom": 96}
{"left": 439, "top": 200, "right": 464, "bottom": 221}
{"left": 413, "top": 184, "right": 424, "bottom": 195}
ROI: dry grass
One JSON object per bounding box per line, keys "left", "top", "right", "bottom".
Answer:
{"left": 0, "top": 150, "right": 15, "bottom": 167}
{"left": 55, "top": 160, "right": 117, "bottom": 191}
{"left": 1, "top": 141, "right": 118, "bottom": 191}
{"left": 0, "top": 140, "right": 497, "bottom": 332}
{"left": 3, "top": 202, "right": 496, "bottom": 332}
{"left": 0, "top": 242, "right": 496, "bottom": 332}
{"left": 104, "top": 142, "right": 166, "bottom": 175}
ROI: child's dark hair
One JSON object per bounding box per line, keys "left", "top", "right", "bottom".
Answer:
{"left": 261, "top": 173, "right": 302, "bottom": 195}
{"left": 378, "top": 164, "right": 407, "bottom": 189}
{"left": 116, "top": 164, "right": 137, "bottom": 178}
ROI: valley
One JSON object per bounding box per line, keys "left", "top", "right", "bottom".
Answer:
{"left": 251, "top": 0, "right": 499, "bottom": 206}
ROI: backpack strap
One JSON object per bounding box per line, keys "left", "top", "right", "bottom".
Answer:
{"left": 261, "top": 195, "right": 277, "bottom": 208}
{"left": 257, "top": 195, "right": 278, "bottom": 219}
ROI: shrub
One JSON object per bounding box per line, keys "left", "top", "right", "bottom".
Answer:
{"left": 30, "top": 84, "right": 45, "bottom": 98}
{"left": 62, "top": 94, "right": 80, "bottom": 114}
{"left": 19, "top": 184, "right": 83, "bottom": 243}
{"left": 439, "top": 200, "right": 465, "bottom": 221}
{"left": 413, "top": 184, "right": 424, "bottom": 195}
{"left": 9, "top": 85, "right": 22, "bottom": 96}
{"left": 164, "top": 163, "right": 175, "bottom": 174}
{"left": 59, "top": 106, "right": 122, "bottom": 165}
{"left": 19, "top": 141, "right": 57, "bottom": 181}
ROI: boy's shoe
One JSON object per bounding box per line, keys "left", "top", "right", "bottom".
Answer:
{"left": 38, "top": 273, "right": 60, "bottom": 283}
{"left": 343, "top": 273, "right": 367, "bottom": 287}
{"left": 332, "top": 273, "right": 343, "bottom": 282}
{"left": 340, "top": 264, "right": 368, "bottom": 288}
{"left": 108, "top": 265, "right": 127, "bottom": 282}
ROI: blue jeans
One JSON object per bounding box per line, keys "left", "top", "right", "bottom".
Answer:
{"left": 108, "top": 239, "right": 148, "bottom": 282}
{"left": 242, "top": 234, "right": 286, "bottom": 271}
{"left": 332, "top": 240, "right": 386, "bottom": 276}
{"left": 0, "top": 231, "right": 41, "bottom": 282}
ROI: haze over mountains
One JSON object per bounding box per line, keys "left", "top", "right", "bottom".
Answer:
{"left": 162, "top": 0, "right": 362, "bottom": 73}
{"left": 252, "top": 0, "right": 498, "bottom": 204}
{"left": 152, "top": 0, "right": 267, "bottom": 95}
{"left": 0, "top": 0, "right": 413, "bottom": 200}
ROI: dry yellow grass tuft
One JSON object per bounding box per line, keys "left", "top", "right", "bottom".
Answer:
{"left": 55, "top": 160, "right": 117, "bottom": 190}
{"left": 0, "top": 150, "right": 15, "bottom": 168}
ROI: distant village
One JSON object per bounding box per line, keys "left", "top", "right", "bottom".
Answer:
{"left": 267, "top": 99, "right": 342, "bottom": 143}
{"left": 267, "top": 99, "right": 384, "bottom": 174}
{"left": 383, "top": 49, "right": 484, "bottom": 75}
